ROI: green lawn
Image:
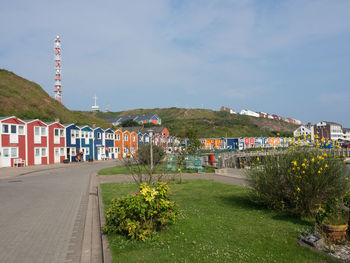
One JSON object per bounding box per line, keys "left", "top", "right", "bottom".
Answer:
{"left": 98, "top": 165, "right": 215, "bottom": 175}
{"left": 100, "top": 180, "right": 332, "bottom": 263}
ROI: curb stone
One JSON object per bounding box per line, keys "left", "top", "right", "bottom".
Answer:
{"left": 97, "top": 182, "right": 112, "bottom": 263}
{"left": 297, "top": 238, "right": 345, "bottom": 263}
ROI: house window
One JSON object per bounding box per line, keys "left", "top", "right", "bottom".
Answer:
{"left": 85, "top": 148, "right": 90, "bottom": 155}
{"left": 60, "top": 129, "right": 64, "bottom": 137}
{"left": 11, "top": 125, "right": 17, "bottom": 134}
{"left": 76, "top": 130, "right": 80, "bottom": 138}
{"left": 41, "top": 127, "right": 47, "bottom": 136}
{"left": 117, "top": 134, "right": 120, "bottom": 140}
{"left": 41, "top": 148, "right": 47, "bottom": 157}
{"left": 2, "top": 124, "right": 9, "bottom": 133}
{"left": 82, "top": 132, "right": 85, "bottom": 138}
{"left": 97, "top": 132, "right": 101, "bottom": 139}
{"left": 18, "top": 126, "right": 24, "bottom": 135}
{"left": 123, "top": 135, "right": 128, "bottom": 141}
{"left": 60, "top": 148, "right": 64, "bottom": 156}
{"left": 34, "top": 127, "right": 40, "bottom": 136}
{"left": 133, "top": 136, "right": 135, "bottom": 142}
{"left": 3, "top": 148, "right": 9, "bottom": 157}
{"left": 35, "top": 148, "right": 40, "bottom": 157}
{"left": 55, "top": 129, "right": 59, "bottom": 136}
{"left": 11, "top": 147, "right": 18, "bottom": 157}
{"left": 123, "top": 148, "right": 128, "bottom": 153}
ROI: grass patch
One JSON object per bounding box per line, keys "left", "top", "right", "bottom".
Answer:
{"left": 100, "top": 180, "right": 333, "bottom": 262}
{"left": 98, "top": 165, "right": 214, "bottom": 175}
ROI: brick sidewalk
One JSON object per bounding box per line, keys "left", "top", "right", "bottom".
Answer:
{"left": 0, "top": 160, "right": 116, "bottom": 180}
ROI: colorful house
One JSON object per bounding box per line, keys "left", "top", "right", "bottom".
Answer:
{"left": 77, "top": 126, "right": 94, "bottom": 161}
{"left": 122, "top": 130, "right": 131, "bottom": 158}
{"left": 93, "top": 127, "right": 105, "bottom": 160}
{"left": 114, "top": 129, "right": 123, "bottom": 159}
{"left": 0, "top": 116, "right": 26, "bottom": 167}
{"left": 105, "top": 114, "right": 162, "bottom": 126}
{"left": 104, "top": 128, "right": 115, "bottom": 159}
{"left": 24, "top": 119, "right": 48, "bottom": 166}
{"left": 130, "top": 131, "right": 138, "bottom": 157}
{"left": 47, "top": 121, "right": 66, "bottom": 164}
{"left": 64, "top": 124, "right": 80, "bottom": 162}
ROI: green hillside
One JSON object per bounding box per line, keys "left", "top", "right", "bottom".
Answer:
{"left": 85, "top": 107, "right": 298, "bottom": 138}
{"left": 0, "top": 69, "right": 111, "bottom": 128}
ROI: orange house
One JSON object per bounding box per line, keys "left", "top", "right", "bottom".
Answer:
{"left": 122, "top": 131, "right": 131, "bottom": 158}
{"left": 130, "top": 131, "right": 138, "bottom": 157}
{"left": 114, "top": 129, "right": 123, "bottom": 159}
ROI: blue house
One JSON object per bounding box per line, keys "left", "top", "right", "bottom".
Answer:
{"left": 104, "top": 128, "right": 115, "bottom": 159}
{"left": 64, "top": 124, "right": 80, "bottom": 162}
{"left": 138, "top": 132, "right": 150, "bottom": 148}
{"left": 226, "top": 138, "right": 239, "bottom": 150}
{"left": 93, "top": 127, "right": 105, "bottom": 160}
{"left": 77, "top": 126, "right": 94, "bottom": 161}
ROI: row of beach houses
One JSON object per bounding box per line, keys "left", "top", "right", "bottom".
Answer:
{"left": 0, "top": 116, "right": 178, "bottom": 168}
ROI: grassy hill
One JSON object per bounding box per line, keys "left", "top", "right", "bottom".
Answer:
{"left": 85, "top": 107, "right": 298, "bottom": 138}
{"left": 0, "top": 69, "right": 111, "bottom": 128}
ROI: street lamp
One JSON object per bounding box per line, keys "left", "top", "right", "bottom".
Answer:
{"left": 149, "top": 130, "right": 153, "bottom": 175}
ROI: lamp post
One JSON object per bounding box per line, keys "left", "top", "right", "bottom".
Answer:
{"left": 149, "top": 130, "right": 153, "bottom": 175}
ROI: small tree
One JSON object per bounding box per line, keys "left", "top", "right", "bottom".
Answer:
{"left": 124, "top": 144, "right": 165, "bottom": 184}
{"left": 185, "top": 126, "right": 201, "bottom": 155}
{"left": 121, "top": 119, "right": 140, "bottom": 127}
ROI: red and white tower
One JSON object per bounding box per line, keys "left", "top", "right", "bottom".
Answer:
{"left": 54, "top": 36, "right": 62, "bottom": 103}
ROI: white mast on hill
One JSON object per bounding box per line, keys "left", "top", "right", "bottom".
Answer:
{"left": 91, "top": 94, "right": 100, "bottom": 112}
{"left": 54, "top": 36, "right": 62, "bottom": 103}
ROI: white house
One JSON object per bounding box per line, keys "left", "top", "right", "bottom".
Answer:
{"left": 293, "top": 125, "right": 313, "bottom": 139}
{"left": 240, "top": 109, "right": 260, "bottom": 118}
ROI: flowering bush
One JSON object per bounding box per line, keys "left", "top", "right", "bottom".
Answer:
{"left": 248, "top": 148, "right": 349, "bottom": 216}
{"left": 315, "top": 197, "right": 348, "bottom": 225}
{"left": 104, "top": 182, "right": 178, "bottom": 241}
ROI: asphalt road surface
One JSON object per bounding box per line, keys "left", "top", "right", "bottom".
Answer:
{"left": 0, "top": 161, "right": 115, "bottom": 263}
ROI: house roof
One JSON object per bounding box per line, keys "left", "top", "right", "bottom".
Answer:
{"left": 121, "top": 126, "right": 167, "bottom": 134}
{"left": 105, "top": 114, "right": 160, "bottom": 123}
{"left": 319, "top": 121, "right": 342, "bottom": 126}
{"left": 0, "top": 116, "right": 14, "bottom": 121}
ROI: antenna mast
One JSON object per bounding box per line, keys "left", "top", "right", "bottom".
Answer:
{"left": 54, "top": 36, "right": 62, "bottom": 103}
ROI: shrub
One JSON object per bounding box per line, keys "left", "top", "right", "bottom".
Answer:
{"left": 248, "top": 148, "right": 349, "bottom": 216}
{"left": 104, "top": 182, "right": 178, "bottom": 241}
{"left": 137, "top": 144, "right": 165, "bottom": 166}
{"left": 315, "top": 197, "right": 348, "bottom": 225}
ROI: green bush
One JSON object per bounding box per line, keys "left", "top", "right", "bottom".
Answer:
{"left": 315, "top": 197, "right": 348, "bottom": 225}
{"left": 137, "top": 144, "right": 165, "bottom": 166}
{"left": 104, "top": 182, "right": 178, "bottom": 241}
{"left": 248, "top": 148, "right": 349, "bottom": 216}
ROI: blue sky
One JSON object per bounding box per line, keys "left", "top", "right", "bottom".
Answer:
{"left": 1, "top": 0, "right": 350, "bottom": 126}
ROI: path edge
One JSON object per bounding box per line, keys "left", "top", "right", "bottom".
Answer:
{"left": 97, "top": 178, "right": 112, "bottom": 263}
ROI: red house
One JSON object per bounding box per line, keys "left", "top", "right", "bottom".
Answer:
{"left": 0, "top": 116, "right": 26, "bottom": 167}
{"left": 47, "top": 121, "right": 66, "bottom": 164}
{"left": 25, "top": 119, "right": 48, "bottom": 166}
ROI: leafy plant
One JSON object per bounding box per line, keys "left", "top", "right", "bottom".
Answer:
{"left": 104, "top": 182, "right": 178, "bottom": 241}
{"left": 315, "top": 197, "right": 348, "bottom": 225}
{"left": 248, "top": 148, "right": 349, "bottom": 216}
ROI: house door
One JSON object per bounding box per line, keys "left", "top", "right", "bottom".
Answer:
{"left": 54, "top": 148, "right": 60, "bottom": 163}
{"left": 1, "top": 148, "right": 11, "bottom": 167}
{"left": 34, "top": 148, "right": 41, "bottom": 165}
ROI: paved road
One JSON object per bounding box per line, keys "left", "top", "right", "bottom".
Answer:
{"left": 0, "top": 161, "right": 115, "bottom": 263}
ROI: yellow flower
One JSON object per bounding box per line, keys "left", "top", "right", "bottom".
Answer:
{"left": 297, "top": 187, "right": 301, "bottom": 192}
{"left": 292, "top": 161, "right": 297, "bottom": 166}
{"left": 257, "top": 157, "right": 260, "bottom": 161}
{"left": 325, "top": 164, "right": 328, "bottom": 168}
{"left": 302, "top": 163, "right": 306, "bottom": 167}
{"left": 323, "top": 153, "right": 327, "bottom": 157}
{"left": 302, "top": 171, "right": 305, "bottom": 174}
{"left": 346, "top": 177, "right": 349, "bottom": 181}
{"left": 311, "top": 158, "right": 315, "bottom": 162}
{"left": 318, "top": 171, "right": 321, "bottom": 174}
